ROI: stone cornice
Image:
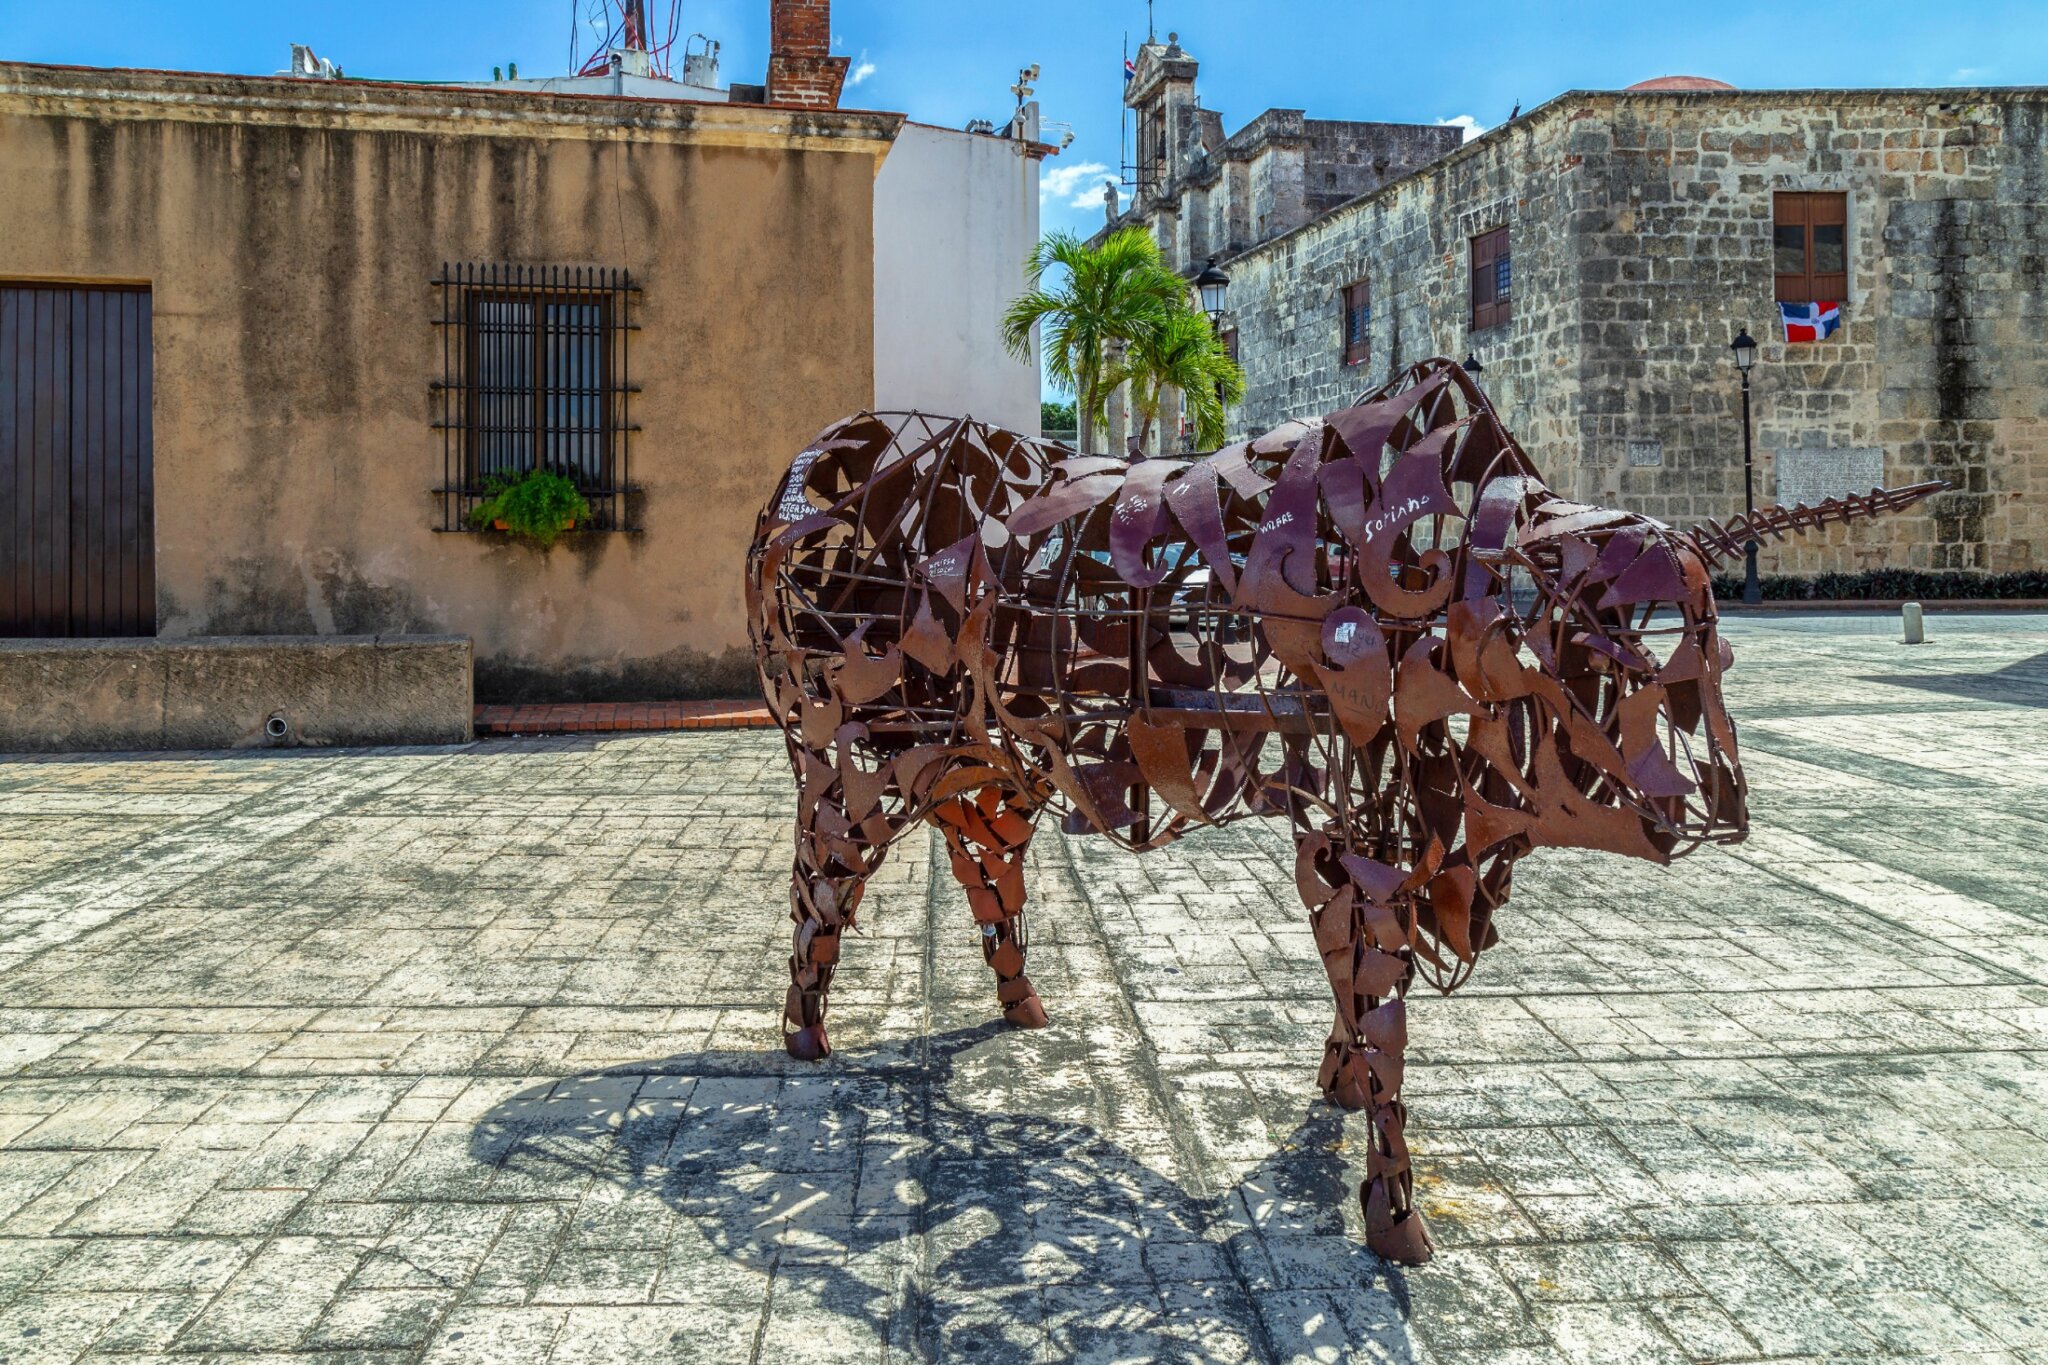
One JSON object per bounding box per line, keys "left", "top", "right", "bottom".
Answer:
{"left": 0, "top": 61, "right": 905, "bottom": 159}
{"left": 1124, "top": 44, "right": 1198, "bottom": 109}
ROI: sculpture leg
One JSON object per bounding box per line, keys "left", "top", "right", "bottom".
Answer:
{"left": 933, "top": 789, "right": 1047, "bottom": 1029}
{"left": 784, "top": 804, "right": 890, "bottom": 1062}
{"left": 1299, "top": 839, "right": 1433, "bottom": 1265}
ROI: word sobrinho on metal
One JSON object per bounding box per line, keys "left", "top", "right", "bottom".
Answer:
{"left": 746, "top": 356, "right": 1939, "bottom": 1265}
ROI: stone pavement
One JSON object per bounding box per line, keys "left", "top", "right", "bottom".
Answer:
{"left": 1, "top": 614, "right": 2045, "bottom": 1365}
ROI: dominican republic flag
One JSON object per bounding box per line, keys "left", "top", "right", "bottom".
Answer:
{"left": 1124, "top": 57, "right": 1137, "bottom": 82}
{"left": 1779, "top": 300, "right": 1842, "bottom": 343}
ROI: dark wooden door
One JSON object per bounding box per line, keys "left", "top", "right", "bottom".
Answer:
{"left": 2, "top": 284, "right": 155, "bottom": 637}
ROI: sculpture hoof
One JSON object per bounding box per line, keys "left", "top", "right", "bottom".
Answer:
{"left": 1003, "top": 994, "right": 1049, "bottom": 1029}
{"left": 1365, "top": 1209, "right": 1434, "bottom": 1266}
{"left": 784, "top": 1025, "right": 831, "bottom": 1061}
{"left": 1321, "top": 1078, "right": 1371, "bottom": 1111}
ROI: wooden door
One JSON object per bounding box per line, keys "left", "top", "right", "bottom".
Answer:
{"left": 1, "top": 284, "right": 155, "bottom": 637}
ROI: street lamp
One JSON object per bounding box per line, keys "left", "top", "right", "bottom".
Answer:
{"left": 1196, "top": 256, "right": 1230, "bottom": 326}
{"left": 1461, "top": 352, "right": 1484, "bottom": 375}
{"left": 1730, "top": 327, "right": 1760, "bottom": 605}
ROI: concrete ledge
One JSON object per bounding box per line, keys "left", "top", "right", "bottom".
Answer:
{"left": 0, "top": 635, "right": 473, "bottom": 753}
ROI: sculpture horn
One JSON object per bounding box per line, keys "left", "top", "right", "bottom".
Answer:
{"left": 1688, "top": 480, "right": 1947, "bottom": 567}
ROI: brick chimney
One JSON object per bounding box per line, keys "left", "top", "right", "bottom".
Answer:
{"left": 766, "top": 0, "right": 850, "bottom": 109}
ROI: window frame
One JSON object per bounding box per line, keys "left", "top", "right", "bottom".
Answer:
{"left": 1773, "top": 191, "right": 1848, "bottom": 304}
{"left": 462, "top": 287, "right": 615, "bottom": 492}
{"left": 1341, "top": 279, "right": 1371, "bottom": 367}
{"left": 432, "top": 262, "right": 639, "bottom": 535}
{"left": 1470, "top": 226, "right": 1511, "bottom": 331}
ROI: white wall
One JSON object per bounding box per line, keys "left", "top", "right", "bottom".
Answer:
{"left": 873, "top": 122, "right": 1041, "bottom": 433}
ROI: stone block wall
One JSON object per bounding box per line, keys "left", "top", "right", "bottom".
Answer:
{"left": 1219, "top": 88, "right": 2048, "bottom": 576}
{"left": 1578, "top": 91, "right": 2048, "bottom": 573}
{"left": 1223, "top": 112, "right": 1584, "bottom": 470}
{"left": 1305, "top": 120, "right": 1463, "bottom": 215}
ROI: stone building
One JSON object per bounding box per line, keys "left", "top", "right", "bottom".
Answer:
{"left": 1105, "top": 36, "right": 2048, "bottom": 577}
{"left": 1107, "top": 33, "right": 1462, "bottom": 271}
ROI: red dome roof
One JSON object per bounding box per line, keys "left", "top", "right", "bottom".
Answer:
{"left": 1625, "top": 75, "right": 1737, "bottom": 92}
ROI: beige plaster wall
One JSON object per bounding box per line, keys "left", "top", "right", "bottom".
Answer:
{"left": 0, "top": 64, "right": 898, "bottom": 699}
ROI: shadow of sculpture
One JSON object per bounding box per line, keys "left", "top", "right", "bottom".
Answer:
{"left": 471, "top": 1024, "right": 1420, "bottom": 1363}
{"left": 1864, "top": 649, "right": 2048, "bottom": 708}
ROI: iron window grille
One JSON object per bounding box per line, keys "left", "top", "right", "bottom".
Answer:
{"left": 432, "top": 263, "right": 641, "bottom": 532}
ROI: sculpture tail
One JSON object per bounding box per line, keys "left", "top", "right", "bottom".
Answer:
{"left": 1687, "top": 481, "right": 1947, "bottom": 567}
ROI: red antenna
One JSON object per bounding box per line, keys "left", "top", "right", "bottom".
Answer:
{"left": 574, "top": 0, "right": 685, "bottom": 78}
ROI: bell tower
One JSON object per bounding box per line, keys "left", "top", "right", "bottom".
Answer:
{"left": 1124, "top": 32, "right": 1200, "bottom": 205}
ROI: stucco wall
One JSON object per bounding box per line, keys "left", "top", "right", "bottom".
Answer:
{"left": 0, "top": 64, "right": 897, "bottom": 698}
{"left": 872, "top": 122, "right": 1040, "bottom": 432}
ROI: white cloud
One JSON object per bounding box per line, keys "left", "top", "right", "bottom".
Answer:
{"left": 848, "top": 51, "right": 876, "bottom": 86}
{"left": 1040, "top": 161, "right": 1113, "bottom": 208}
{"left": 1952, "top": 66, "right": 1988, "bottom": 82}
{"left": 1437, "top": 115, "right": 1485, "bottom": 143}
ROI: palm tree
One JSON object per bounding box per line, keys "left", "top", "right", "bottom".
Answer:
{"left": 1001, "top": 228, "right": 1186, "bottom": 454}
{"left": 1113, "top": 306, "right": 1247, "bottom": 453}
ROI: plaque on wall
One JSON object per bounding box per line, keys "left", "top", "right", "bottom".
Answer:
{"left": 1775, "top": 446, "right": 1885, "bottom": 508}
{"left": 1626, "top": 440, "right": 1663, "bottom": 467}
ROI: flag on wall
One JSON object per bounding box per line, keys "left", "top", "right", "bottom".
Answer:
{"left": 1779, "top": 300, "right": 1842, "bottom": 343}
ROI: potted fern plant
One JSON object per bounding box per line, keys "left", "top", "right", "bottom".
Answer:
{"left": 467, "top": 469, "right": 591, "bottom": 550}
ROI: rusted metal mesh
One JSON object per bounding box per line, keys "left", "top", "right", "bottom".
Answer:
{"left": 746, "top": 356, "right": 1940, "bottom": 1264}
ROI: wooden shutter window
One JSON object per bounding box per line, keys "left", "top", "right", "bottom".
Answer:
{"left": 1471, "top": 227, "right": 1511, "bottom": 330}
{"left": 1773, "top": 191, "right": 1847, "bottom": 303}
{"left": 1341, "top": 281, "right": 1371, "bottom": 367}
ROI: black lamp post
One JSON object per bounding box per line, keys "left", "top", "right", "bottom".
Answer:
{"left": 1196, "top": 256, "right": 1230, "bottom": 327}
{"left": 1730, "top": 327, "right": 1760, "bottom": 604}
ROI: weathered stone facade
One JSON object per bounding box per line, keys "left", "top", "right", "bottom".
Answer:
{"left": 1217, "top": 87, "right": 2048, "bottom": 576}
{"left": 1100, "top": 35, "right": 1461, "bottom": 273}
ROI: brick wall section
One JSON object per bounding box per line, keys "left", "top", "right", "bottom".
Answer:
{"left": 767, "top": 0, "right": 848, "bottom": 109}
{"left": 1219, "top": 89, "right": 2048, "bottom": 575}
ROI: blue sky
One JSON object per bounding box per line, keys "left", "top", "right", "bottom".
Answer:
{"left": 7, "top": 0, "right": 2040, "bottom": 245}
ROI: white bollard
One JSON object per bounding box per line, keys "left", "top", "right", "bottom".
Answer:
{"left": 1902, "top": 601, "right": 1926, "bottom": 645}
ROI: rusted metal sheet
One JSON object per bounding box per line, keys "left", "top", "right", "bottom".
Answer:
{"left": 746, "top": 357, "right": 1942, "bottom": 1265}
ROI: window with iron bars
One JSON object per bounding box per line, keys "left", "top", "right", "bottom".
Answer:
{"left": 1341, "top": 280, "right": 1371, "bottom": 367}
{"left": 432, "top": 263, "right": 640, "bottom": 532}
{"left": 1470, "top": 227, "right": 1511, "bottom": 331}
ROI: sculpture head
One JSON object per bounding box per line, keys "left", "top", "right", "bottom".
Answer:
{"left": 1452, "top": 488, "right": 1748, "bottom": 866}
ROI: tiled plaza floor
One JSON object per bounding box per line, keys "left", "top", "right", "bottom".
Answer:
{"left": 1, "top": 614, "right": 2045, "bottom": 1364}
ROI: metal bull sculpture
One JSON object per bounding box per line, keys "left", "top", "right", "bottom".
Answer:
{"left": 746, "top": 356, "right": 1941, "bottom": 1264}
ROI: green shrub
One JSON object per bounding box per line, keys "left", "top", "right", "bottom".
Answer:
{"left": 467, "top": 469, "right": 590, "bottom": 551}
{"left": 1712, "top": 569, "right": 2048, "bottom": 601}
